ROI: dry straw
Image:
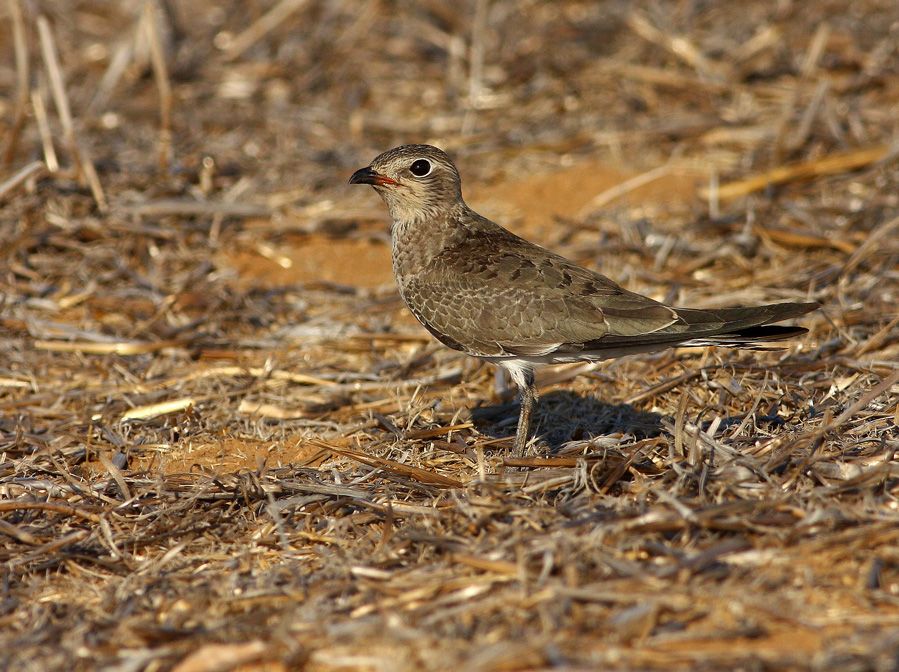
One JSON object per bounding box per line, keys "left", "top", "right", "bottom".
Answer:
{"left": 1, "top": 2, "right": 897, "bottom": 670}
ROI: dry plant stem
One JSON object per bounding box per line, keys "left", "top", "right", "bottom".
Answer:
{"left": 0, "top": 161, "right": 46, "bottom": 203}
{"left": 603, "top": 62, "right": 730, "bottom": 94}
{"left": 30, "top": 88, "right": 59, "bottom": 172}
{"left": 77, "top": 148, "right": 108, "bottom": 212}
{"left": 171, "top": 642, "right": 267, "bottom": 672}
{"left": 33, "top": 338, "right": 186, "bottom": 355}
{"left": 3, "top": 0, "right": 29, "bottom": 166}
{"left": 326, "top": 446, "right": 464, "bottom": 488}
{"left": 703, "top": 145, "right": 891, "bottom": 201}
{"left": 0, "top": 519, "right": 40, "bottom": 545}
{"left": 89, "top": 40, "right": 134, "bottom": 113}
{"left": 627, "top": 10, "right": 731, "bottom": 81}
{"left": 771, "top": 24, "right": 832, "bottom": 159}
{"left": 732, "top": 25, "right": 780, "bottom": 63}
{"left": 785, "top": 79, "right": 830, "bottom": 152}
{"left": 827, "top": 370, "right": 899, "bottom": 431}
{"left": 855, "top": 315, "right": 899, "bottom": 357}
{"left": 142, "top": 1, "right": 173, "bottom": 170}
{"left": 121, "top": 199, "right": 271, "bottom": 218}
{"left": 37, "top": 15, "right": 108, "bottom": 211}
{"left": 37, "top": 17, "right": 75, "bottom": 152}
{"left": 579, "top": 163, "right": 675, "bottom": 217}
{"left": 467, "top": 0, "right": 488, "bottom": 104}
{"left": 222, "top": 0, "right": 311, "bottom": 61}
{"left": 753, "top": 224, "right": 855, "bottom": 254}
{"left": 800, "top": 23, "right": 831, "bottom": 77}
{"left": 0, "top": 501, "right": 102, "bottom": 524}
{"left": 841, "top": 215, "right": 899, "bottom": 277}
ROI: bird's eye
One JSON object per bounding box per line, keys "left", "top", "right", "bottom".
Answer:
{"left": 409, "top": 159, "right": 432, "bottom": 177}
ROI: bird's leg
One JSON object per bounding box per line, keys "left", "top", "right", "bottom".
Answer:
{"left": 512, "top": 368, "right": 537, "bottom": 457}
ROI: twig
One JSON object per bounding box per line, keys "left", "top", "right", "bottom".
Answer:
{"left": 752, "top": 224, "right": 856, "bottom": 254}
{"left": 0, "top": 161, "right": 46, "bottom": 204}
{"left": 171, "top": 642, "right": 267, "bottom": 672}
{"left": 2, "top": 0, "right": 30, "bottom": 166}
{"left": 0, "top": 519, "right": 41, "bottom": 545}
{"left": 626, "top": 370, "right": 703, "bottom": 406}
{"left": 467, "top": 0, "right": 489, "bottom": 104}
{"left": 828, "top": 370, "right": 899, "bottom": 430}
{"left": 237, "top": 400, "right": 310, "bottom": 420}
{"left": 799, "top": 23, "right": 831, "bottom": 77}
{"left": 785, "top": 79, "right": 830, "bottom": 152}
{"left": 37, "top": 16, "right": 75, "bottom": 146}
{"left": 8, "top": 530, "right": 92, "bottom": 570}
{"left": 673, "top": 390, "right": 689, "bottom": 461}
{"left": 31, "top": 87, "right": 59, "bottom": 172}
{"left": 578, "top": 163, "right": 676, "bottom": 217}
{"left": 841, "top": 215, "right": 899, "bottom": 277}
{"left": 627, "top": 11, "right": 731, "bottom": 81}
{"left": 120, "top": 199, "right": 272, "bottom": 218}
{"left": 33, "top": 338, "right": 188, "bottom": 355}
{"left": 326, "top": 445, "right": 465, "bottom": 488}
{"left": 142, "top": 1, "right": 173, "bottom": 169}
{"left": 88, "top": 40, "right": 134, "bottom": 113}
{"left": 38, "top": 15, "right": 108, "bottom": 212}
{"left": 221, "top": 0, "right": 310, "bottom": 61}
{"left": 854, "top": 315, "right": 899, "bottom": 358}
{"left": 732, "top": 25, "right": 781, "bottom": 63}
{"left": 775, "top": 24, "right": 831, "bottom": 159}
{"left": 0, "top": 500, "right": 102, "bottom": 523}
{"left": 98, "top": 451, "right": 133, "bottom": 500}
{"left": 78, "top": 146, "right": 109, "bottom": 212}
{"left": 700, "top": 145, "right": 891, "bottom": 201}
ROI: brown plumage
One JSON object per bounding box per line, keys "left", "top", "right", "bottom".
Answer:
{"left": 350, "top": 144, "right": 818, "bottom": 455}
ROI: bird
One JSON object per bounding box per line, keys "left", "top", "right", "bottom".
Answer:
{"left": 349, "top": 144, "right": 818, "bottom": 456}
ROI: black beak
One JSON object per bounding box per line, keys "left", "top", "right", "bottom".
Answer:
{"left": 349, "top": 166, "right": 377, "bottom": 185}
{"left": 348, "top": 166, "right": 398, "bottom": 187}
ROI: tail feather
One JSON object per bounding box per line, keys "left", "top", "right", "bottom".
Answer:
{"left": 582, "top": 301, "right": 818, "bottom": 351}
{"left": 681, "top": 324, "right": 809, "bottom": 349}
{"left": 675, "top": 301, "right": 820, "bottom": 330}
{"left": 504, "top": 301, "right": 818, "bottom": 365}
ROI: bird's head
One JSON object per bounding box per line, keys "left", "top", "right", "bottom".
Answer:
{"left": 349, "top": 144, "right": 463, "bottom": 223}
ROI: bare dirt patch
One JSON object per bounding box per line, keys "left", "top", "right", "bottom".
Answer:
{"left": 222, "top": 234, "right": 394, "bottom": 290}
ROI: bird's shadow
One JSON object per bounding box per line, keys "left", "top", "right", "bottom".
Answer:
{"left": 470, "top": 390, "right": 663, "bottom": 452}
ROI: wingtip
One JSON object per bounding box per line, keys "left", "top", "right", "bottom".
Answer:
{"left": 764, "top": 301, "right": 821, "bottom": 323}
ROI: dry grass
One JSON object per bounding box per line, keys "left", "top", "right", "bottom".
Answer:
{"left": 1, "top": 1, "right": 898, "bottom": 670}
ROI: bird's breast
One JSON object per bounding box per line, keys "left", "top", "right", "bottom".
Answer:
{"left": 390, "top": 217, "right": 453, "bottom": 278}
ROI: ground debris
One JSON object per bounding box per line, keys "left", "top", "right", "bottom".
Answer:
{"left": 2, "top": 2, "right": 898, "bottom": 670}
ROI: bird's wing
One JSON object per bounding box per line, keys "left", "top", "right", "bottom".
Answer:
{"left": 404, "top": 223, "right": 817, "bottom": 360}
{"left": 401, "top": 225, "right": 684, "bottom": 357}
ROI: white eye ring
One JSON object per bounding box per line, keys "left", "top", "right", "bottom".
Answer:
{"left": 409, "top": 159, "right": 432, "bottom": 177}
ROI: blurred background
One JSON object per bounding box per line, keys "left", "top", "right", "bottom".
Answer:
{"left": 4, "top": 1, "right": 898, "bottom": 296}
